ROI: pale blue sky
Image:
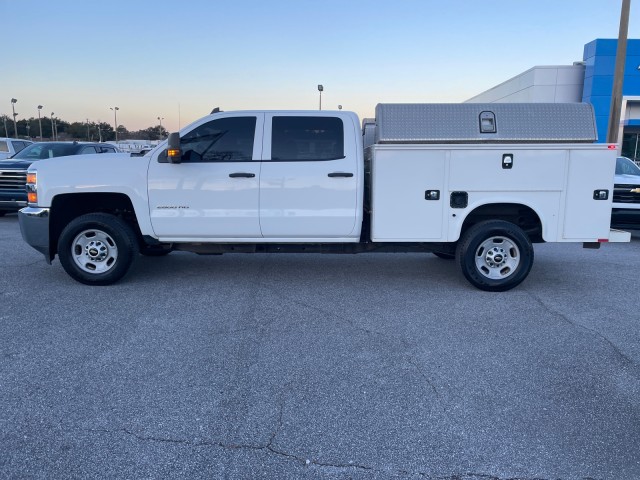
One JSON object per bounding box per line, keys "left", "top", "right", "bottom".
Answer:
{"left": 2, "top": 0, "right": 639, "bottom": 132}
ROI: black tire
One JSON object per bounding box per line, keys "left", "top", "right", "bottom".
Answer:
{"left": 0, "top": 211, "right": 6, "bottom": 217}
{"left": 456, "top": 220, "right": 533, "bottom": 292}
{"left": 433, "top": 251, "right": 455, "bottom": 260}
{"left": 58, "top": 213, "right": 139, "bottom": 286}
{"left": 140, "top": 245, "right": 172, "bottom": 257}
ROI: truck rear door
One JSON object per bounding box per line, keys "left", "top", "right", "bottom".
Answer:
{"left": 259, "top": 114, "right": 359, "bottom": 238}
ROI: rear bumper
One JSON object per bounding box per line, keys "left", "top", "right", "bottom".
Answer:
{"left": 18, "top": 207, "right": 52, "bottom": 263}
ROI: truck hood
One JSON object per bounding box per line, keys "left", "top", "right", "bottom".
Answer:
{"left": 27, "top": 152, "right": 140, "bottom": 176}
{"left": 28, "top": 153, "right": 151, "bottom": 209}
{"left": 614, "top": 173, "right": 640, "bottom": 186}
{"left": 0, "top": 159, "right": 34, "bottom": 170}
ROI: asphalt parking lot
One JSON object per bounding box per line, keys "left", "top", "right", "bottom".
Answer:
{"left": 1, "top": 213, "right": 639, "bottom": 480}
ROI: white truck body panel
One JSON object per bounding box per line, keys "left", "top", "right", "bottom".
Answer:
{"left": 30, "top": 115, "right": 618, "bottom": 245}
{"left": 259, "top": 112, "right": 362, "bottom": 239}
{"left": 147, "top": 113, "right": 265, "bottom": 238}
{"left": 34, "top": 153, "right": 155, "bottom": 236}
{"left": 370, "top": 143, "right": 617, "bottom": 242}
{"left": 146, "top": 110, "right": 364, "bottom": 242}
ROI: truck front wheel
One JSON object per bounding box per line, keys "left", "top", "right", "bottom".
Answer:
{"left": 58, "top": 213, "right": 139, "bottom": 285}
{"left": 456, "top": 220, "right": 533, "bottom": 292}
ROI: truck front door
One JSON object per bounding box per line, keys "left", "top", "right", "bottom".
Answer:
{"left": 148, "top": 115, "right": 263, "bottom": 239}
{"left": 260, "top": 114, "right": 359, "bottom": 238}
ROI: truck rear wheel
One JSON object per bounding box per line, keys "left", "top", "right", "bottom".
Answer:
{"left": 456, "top": 220, "right": 533, "bottom": 292}
{"left": 58, "top": 213, "right": 139, "bottom": 285}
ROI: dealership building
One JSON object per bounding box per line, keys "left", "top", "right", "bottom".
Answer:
{"left": 467, "top": 39, "right": 640, "bottom": 161}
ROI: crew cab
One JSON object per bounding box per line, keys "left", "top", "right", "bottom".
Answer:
{"left": 18, "top": 104, "right": 630, "bottom": 291}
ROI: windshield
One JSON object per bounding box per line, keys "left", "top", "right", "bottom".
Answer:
{"left": 12, "top": 143, "right": 79, "bottom": 160}
{"left": 615, "top": 157, "right": 640, "bottom": 176}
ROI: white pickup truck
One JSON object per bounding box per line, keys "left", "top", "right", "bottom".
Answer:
{"left": 18, "top": 103, "right": 629, "bottom": 291}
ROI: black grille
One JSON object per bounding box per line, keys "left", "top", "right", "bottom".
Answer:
{"left": 613, "top": 184, "right": 640, "bottom": 204}
{"left": 0, "top": 169, "right": 27, "bottom": 190}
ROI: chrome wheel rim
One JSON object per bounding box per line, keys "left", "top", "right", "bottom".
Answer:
{"left": 71, "top": 229, "right": 118, "bottom": 274}
{"left": 474, "top": 236, "right": 520, "bottom": 280}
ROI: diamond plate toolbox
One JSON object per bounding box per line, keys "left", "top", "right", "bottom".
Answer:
{"left": 374, "top": 103, "right": 598, "bottom": 144}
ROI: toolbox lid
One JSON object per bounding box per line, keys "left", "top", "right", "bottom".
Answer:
{"left": 374, "top": 103, "right": 598, "bottom": 144}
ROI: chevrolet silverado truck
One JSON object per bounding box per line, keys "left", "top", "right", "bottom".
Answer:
{"left": 18, "top": 103, "right": 630, "bottom": 291}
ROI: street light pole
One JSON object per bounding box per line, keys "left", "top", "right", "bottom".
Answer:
{"left": 37, "top": 105, "right": 43, "bottom": 140}
{"left": 110, "top": 107, "right": 119, "bottom": 141}
{"left": 607, "top": 0, "right": 631, "bottom": 144}
{"left": 50, "top": 112, "right": 55, "bottom": 141}
{"left": 157, "top": 116, "right": 164, "bottom": 138}
{"left": 317, "top": 85, "right": 323, "bottom": 110}
{"left": 10, "top": 98, "right": 18, "bottom": 137}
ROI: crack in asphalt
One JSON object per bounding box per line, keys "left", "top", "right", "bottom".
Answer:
{"left": 80, "top": 426, "right": 569, "bottom": 480}
{"left": 82, "top": 385, "right": 380, "bottom": 474}
{"left": 527, "top": 291, "right": 635, "bottom": 368}
{"left": 258, "top": 282, "right": 444, "bottom": 399}
{"left": 406, "top": 355, "right": 441, "bottom": 398}
{"left": 84, "top": 426, "right": 378, "bottom": 472}
{"left": 431, "top": 475, "right": 551, "bottom": 480}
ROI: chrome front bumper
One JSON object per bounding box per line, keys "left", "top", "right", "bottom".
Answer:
{"left": 18, "top": 207, "right": 52, "bottom": 263}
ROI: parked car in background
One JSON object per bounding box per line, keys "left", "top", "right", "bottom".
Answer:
{"left": 611, "top": 156, "right": 640, "bottom": 229}
{"left": 0, "top": 142, "right": 122, "bottom": 216}
{"left": 0, "top": 138, "right": 33, "bottom": 160}
{"left": 11, "top": 142, "right": 120, "bottom": 160}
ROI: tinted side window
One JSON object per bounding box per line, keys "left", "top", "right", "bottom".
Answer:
{"left": 180, "top": 117, "right": 256, "bottom": 163}
{"left": 271, "top": 116, "right": 344, "bottom": 161}
{"left": 99, "top": 146, "right": 116, "bottom": 153}
{"left": 81, "top": 146, "right": 99, "bottom": 154}
{"left": 0, "top": 141, "right": 8, "bottom": 153}
{"left": 12, "top": 141, "right": 28, "bottom": 153}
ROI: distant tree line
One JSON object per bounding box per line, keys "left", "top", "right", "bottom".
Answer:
{"left": 0, "top": 116, "right": 168, "bottom": 142}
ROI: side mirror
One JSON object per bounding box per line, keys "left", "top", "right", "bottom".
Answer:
{"left": 167, "top": 132, "right": 182, "bottom": 164}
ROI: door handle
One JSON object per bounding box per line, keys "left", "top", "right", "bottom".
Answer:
{"left": 328, "top": 172, "right": 353, "bottom": 178}
{"left": 229, "top": 172, "right": 256, "bottom": 178}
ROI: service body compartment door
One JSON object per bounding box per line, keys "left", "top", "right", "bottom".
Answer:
{"left": 260, "top": 114, "right": 359, "bottom": 238}
{"left": 563, "top": 149, "right": 616, "bottom": 240}
{"left": 148, "top": 115, "right": 263, "bottom": 238}
{"left": 371, "top": 147, "right": 446, "bottom": 241}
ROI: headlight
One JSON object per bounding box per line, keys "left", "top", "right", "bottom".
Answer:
{"left": 26, "top": 171, "right": 37, "bottom": 205}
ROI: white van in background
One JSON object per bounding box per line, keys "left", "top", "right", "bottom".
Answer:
{"left": 0, "top": 138, "right": 33, "bottom": 160}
